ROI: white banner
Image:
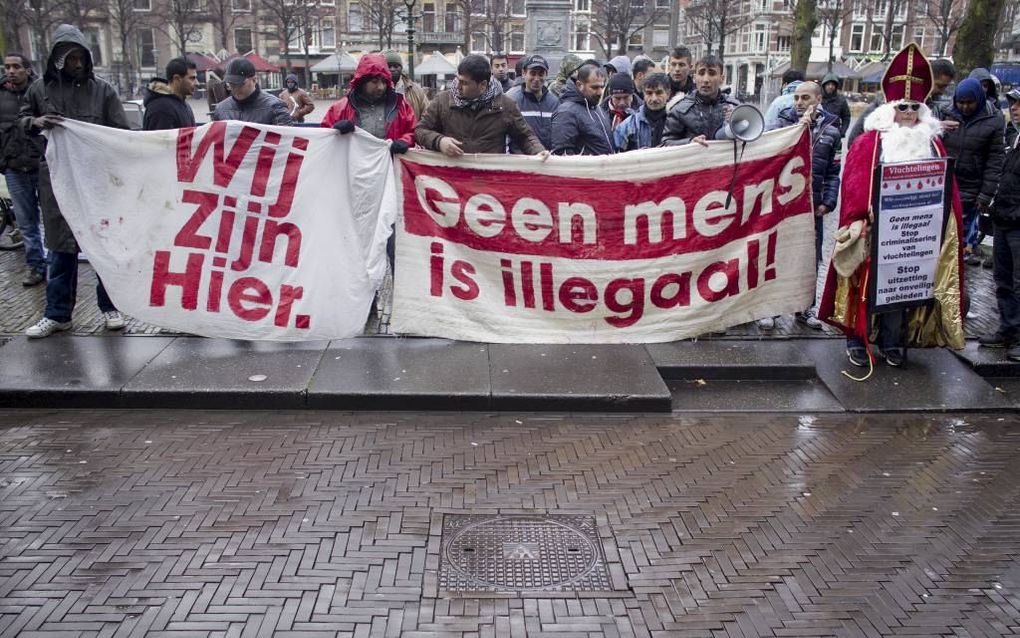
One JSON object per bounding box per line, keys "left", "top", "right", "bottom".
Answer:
{"left": 392, "top": 126, "right": 817, "bottom": 343}
{"left": 46, "top": 120, "right": 397, "bottom": 340}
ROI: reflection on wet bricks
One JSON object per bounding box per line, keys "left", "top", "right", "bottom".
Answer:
{"left": 0, "top": 410, "right": 1018, "bottom": 637}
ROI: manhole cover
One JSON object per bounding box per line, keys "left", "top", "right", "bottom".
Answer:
{"left": 438, "top": 515, "right": 613, "bottom": 593}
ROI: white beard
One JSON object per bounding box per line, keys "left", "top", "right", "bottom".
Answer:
{"left": 880, "top": 124, "right": 937, "bottom": 162}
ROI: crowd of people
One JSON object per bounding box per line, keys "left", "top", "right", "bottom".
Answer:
{"left": 2, "top": 23, "right": 1020, "bottom": 372}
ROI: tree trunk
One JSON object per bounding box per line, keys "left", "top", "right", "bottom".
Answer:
{"left": 955, "top": 0, "right": 1005, "bottom": 74}
{"left": 790, "top": 0, "right": 816, "bottom": 72}
{"left": 827, "top": 19, "right": 837, "bottom": 71}
{"left": 881, "top": 0, "right": 894, "bottom": 59}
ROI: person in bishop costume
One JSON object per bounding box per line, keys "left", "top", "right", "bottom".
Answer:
{"left": 818, "top": 43, "right": 965, "bottom": 375}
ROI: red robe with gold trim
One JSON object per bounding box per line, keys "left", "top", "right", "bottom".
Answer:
{"left": 818, "top": 129, "right": 966, "bottom": 348}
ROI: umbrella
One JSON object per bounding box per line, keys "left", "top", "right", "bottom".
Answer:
{"left": 310, "top": 52, "right": 358, "bottom": 74}
{"left": 414, "top": 53, "right": 457, "bottom": 78}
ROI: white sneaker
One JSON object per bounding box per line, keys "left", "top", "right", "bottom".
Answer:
{"left": 25, "top": 317, "right": 71, "bottom": 339}
{"left": 756, "top": 316, "right": 776, "bottom": 330}
{"left": 103, "top": 311, "right": 126, "bottom": 330}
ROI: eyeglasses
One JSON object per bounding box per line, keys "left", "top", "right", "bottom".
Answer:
{"left": 895, "top": 102, "right": 922, "bottom": 112}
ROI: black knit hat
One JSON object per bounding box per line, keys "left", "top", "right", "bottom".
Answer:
{"left": 608, "top": 72, "right": 635, "bottom": 95}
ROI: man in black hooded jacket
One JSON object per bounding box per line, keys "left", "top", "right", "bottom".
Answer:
{"left": 142, "top": 57, "right": 197, "bottom": 130}
{"left": 19, "top": 24, "right": 131, "bottom": 338}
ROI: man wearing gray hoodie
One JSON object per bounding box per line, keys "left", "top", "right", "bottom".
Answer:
{"left": 19, "top": 24, "right": 131, "bottom": 338}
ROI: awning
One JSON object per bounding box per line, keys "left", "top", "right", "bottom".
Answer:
{"left": 992, "top": 63, "right": 1020, "bottom": 86}
{"left": 186, "top": 52, "right": 219, "bottom": 72}
{"left": 415, "top": 52, "right": 457, "bottom": 77}
{"left": 770, "top": 60, "right": 862, "bottom": 81}
{"left": 858, "top": 61, "right": 887, "bottom": 84}
{"left": 310, "top": 52, "right": 358, "bottom": 73}
{"left": 216, "top": 52, "right": 280, "bottom": 74}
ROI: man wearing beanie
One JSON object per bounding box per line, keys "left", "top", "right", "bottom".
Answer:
{"left": 384, "top": 50, "right": 429, "bottom": 120}
{"left": 280, "top": 73, "right": 314, "bottom": 122}
{"left": 602, "top": 73, "right": 638, "bottom": 131}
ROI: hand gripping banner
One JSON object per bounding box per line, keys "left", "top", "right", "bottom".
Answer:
{"left": 393, "top": 125, "right": 816, "bottom": 343}
{"left": 46, "top": 120, "right": 397, "bottom": 340}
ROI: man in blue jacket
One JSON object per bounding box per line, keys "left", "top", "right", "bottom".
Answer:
{"left": 613, "top": 73, "right": 670, "bottom": 151}
{"left": 506, "top": 54, "right": 558, "bottom": 152}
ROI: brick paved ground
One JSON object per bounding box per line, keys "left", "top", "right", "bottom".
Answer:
{"left": 0, "top": 409, "right": 1018, "bottom": 637}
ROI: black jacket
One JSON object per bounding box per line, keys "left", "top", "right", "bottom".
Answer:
{"left": 0, "top": 74, "right": 41, "bottom": 172}
{"left": 212, "top": 86, "right": 292, "bottom": 125}
{"left": 774, "top": 105, "right": 841, "bottom": 210}
{"left": 942, "top": 103, "right": 1006, "bottom": 206}
{"left": 550, "top": 82, "right": 615, "bottom": 155}
{"left": 142, "top": 79, "right": 196, "bottom": 130}
{"left": 661, "top": 90, "right": 740, "bottom": 146}
{"left": 993, "top": 134, "right": 1020, "bottom": 224}
{"left": 820, "top": 73, "right": 851, "bottom": 137}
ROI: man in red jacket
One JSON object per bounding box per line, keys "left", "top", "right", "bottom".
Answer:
{"left": 320, "top": 53, "right": 416, "bottom": 153}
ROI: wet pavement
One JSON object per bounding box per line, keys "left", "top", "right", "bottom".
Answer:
{"left": 0, "top": 409, "right": 1018, "bottom": 637}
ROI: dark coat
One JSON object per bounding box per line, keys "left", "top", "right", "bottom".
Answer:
{"left": 550, "top": 82, "right": 615, "bottom": 155}
{"left": 142, "top": 79, "right": 197, "bottom": 130}
{"left": 18, "top": 24, "right": 129, "bottom": 253}
{"left": 505, "top": 85, "right": 559, "bottom": 152}
{"left": 0, "top": 74, "right": 42, "bottom": 172}
{"left": 942, "top": 102, "right": 1006, "bottom": 206}
{"left": 992, "top": 134, "right": 1020, "bottom": 224}
{"left": 775, "top": 105, "right": 841, "bottom": 210}
{"left": 212, "top": 86, "right": 292, "bottom": 125}
{"left": 415, "top": 90, "right": 544, "bottom": 155}
{"left": 820, "top": 73, "right": 851, "bottom": 137}
{"left": 661, "top": 90, "right": 740, "bottom": 146}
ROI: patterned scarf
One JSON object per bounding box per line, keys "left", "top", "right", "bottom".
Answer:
{"left": 451, "top": 76, "right": 502, "bottom": 110}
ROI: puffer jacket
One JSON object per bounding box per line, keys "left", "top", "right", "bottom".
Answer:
{"left": 942, "top": 102, "right": 1006, "bottom": 206}
{"left": 550, "top": 82, "right": 615, "bottom": 155}
{"left": 505, "top": 84, "right": 558, "bottom": 152}
{"left": 0, "top": 72, "right": 42, "bottom": 172}
{"left": 415, "top": 90, "right": 544, "bottom": 155}
{"left": 212, "top": 86, "right": 292, "bottom": 125}
{"left": 820, "top": 73, "right": 850, "bottom": 137}
{"left": 774, "top": 105, "right": 841, "bottom": 210}
{"left": 142, "top": 78, "right": 197, "bottom": 130}
{"left": 993, "top": 133, "right": 1020, "bottom": 224}
{"left": 661, "top": 90, "right": 740, "bottom": 146}
{"left": 320, "top": 54, "right": 416, "bottom": 144}
{"left": 19, "top": 24, "right": 129, "bottom": 253}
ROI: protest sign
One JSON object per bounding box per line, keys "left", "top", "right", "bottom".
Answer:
{"left": 46, "top": 120, "right": 396, "bottom": 340}
{"left": 869, "top": 158, "right": 950, "bottom": 313}
{"left": 392, "top": 125, "right": 817, "bottom": 343}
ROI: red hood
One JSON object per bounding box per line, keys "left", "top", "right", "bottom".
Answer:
{"left": 349, "top": 54, "right": 394, "bottom": 92}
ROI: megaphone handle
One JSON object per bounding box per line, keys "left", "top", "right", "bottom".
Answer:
{"left": 724, "top": 141, "right": 749, "bottom": 210}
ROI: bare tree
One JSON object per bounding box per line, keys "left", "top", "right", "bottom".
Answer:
{"left": 262, "top": 0, "right": 303, "bottom": 74}
{"left": 108, "top": 0, "right": 146, "bottom": 94}
{"left": 922, "top": 0, "right": 967, "bottom": 55}
{"left": 154, "top": 0, "right": 203, "bottom": 56}
{"left": 55, "top": 0, "right": 106, "bottom": 28}
{"left": 206, "top": 0, "right": 240, "bottom": 52}
{"left": 294, "top": 0, "right": 321, "bottom": 85}
{"left": 590, "top": 0, "right": 668, "bottom": 57}
{"left": 451, "top": 0, "right": 480, "bottom": 53}
{"left": 22, "top": 0, "right": 62, "bottom": 54}
{"left": 684, "top": 0, "right": 755, "bottom": 61}
{"left": 877, "top": 0, "right": 905, "bottom": 59}
{"left": 1, "top": 0, "right": 26, "bottom": 54}
{"left": 817, "top": 0, "right": 854, "bottom": 70}
{"left": 361, "top": 0, "right": 398, "bottom": 49}
{"left": 482, "top": 0, "right": 513, "bottom": 52}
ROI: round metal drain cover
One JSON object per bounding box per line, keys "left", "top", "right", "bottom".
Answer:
{"left": 443, "top": 516, "right": 601, "bottom": 590}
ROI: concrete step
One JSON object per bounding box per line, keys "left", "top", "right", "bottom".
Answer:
{"left": 648, "top": 340, "right": 818, "bottom": 380}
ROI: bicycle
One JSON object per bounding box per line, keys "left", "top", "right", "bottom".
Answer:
{"left": 0, "top": 178, "right": 24, "bottom": 251}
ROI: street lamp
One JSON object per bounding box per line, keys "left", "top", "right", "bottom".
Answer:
{"left": 403, "top": 0, "right": 416, "bottom": 78}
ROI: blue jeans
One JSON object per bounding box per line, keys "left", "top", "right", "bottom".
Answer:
{"left": 847, "top": 310, "right": 905, "bottom": 351}
{"left": 45, "top": 251, "right": 116, "bottom": 323}
{"left": 962, "top": 201, "right": 981, "bottom": 253}
{"left": 993, "top": 225, "right": 1020, "bottom": 339}
{"left": 4, "top": 170, "right": 46, "bottom": 274}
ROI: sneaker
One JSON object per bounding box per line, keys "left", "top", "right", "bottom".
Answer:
{"left": 756, "top": 316, "right": 776, "bottom": 331}
{"left": 965, "top": 253, "right": 983, "bottom": 267}
{"left": 1008, "top": 345, "right": 1020, "bottom": 362}
{"left": 883, "top": 347, "right": 906, "bottom": 367}
{"left": 979, "top": 332, "right": 1015, "bottom": 348}
{"left": 795, "top": 308, "right": 824, "bottom": 330}
{"left": 982, "top": 255, "right": 994, "bottom": 269}
{"left": 846, "top": 346, "right": 869, "bottom": 367}
{"left": 25, "top": 317, "right": 71, "bottom": 338}
{"left": 103, "top": 311, "right": 126, "bottom": 330}
{"left": 21, "top": 270, "right": 45, "bottom": 287}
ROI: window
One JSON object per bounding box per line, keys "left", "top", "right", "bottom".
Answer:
{"left": 510, "top": 30, "right": 524, "bottom": 52}
{"left": 511, "top": 0, "right": 525, "bottom": 15}
{"left": 913, "top": 26, "right": 924, "bottom": 50}
{"left": 445, "top": 3, "right": 459, "bottom": 31}
{"left": 890, "top": 23, "right": 904, "bottom": 50}
{"left": 231, "top": 0, "right": 249, "bottom": 10}
{"left": 776, "top": 35, "right": 791, "bottom": 51}
{"left": 470, "top": 0, "right": 483, "bottom": 15}
{"left": 83, "top": 27, "right": 102, "bottom": 65}
{"left": 287, "top": 25, "right": 301, "bottom": 50}
{"left": 869, "top": 24, "right": 884, "bottom": 52}
{"left": 471, "top": 31, "right": 487, "bottom": 52}
{"left": 630, "top": 0, "right": 644, "bottom": 12}
{"left": 320, "top": 20, "right": 336, "bottom": 48}
{"left": 653, "top": 28, "right": 669, "bottom": 47}
{"left": 629, "top": 31, "right": 644, "bottom": 47}
{"left": 234, "top": 27, "right": 252, "bottom": 52}
{"left": 138, "top": 28, "right": 155, "bottom": 66}
{"left": 852, "top": 0, "right": 866, "bottom": 18}
{"left": 850, "top": 23, "right": 863, "bottom": 51}
{"left": 574, "top": 0, "right": 589, "bottom": 12}
{"left": 348, "top": 3, "right": 363, "bottom": 31}
{"left": 423, "top": 2, "right": 435, "bottom": 31}
{"left": 656, "top": 0, "right": 670, "bottom": 8}
{"left": 132, "top": 0, "right": 149, "bottom": 10}
{"left": 753, "top": 22, "right": 766, "bottom": 52}
{"left": 572, "top": 22, "right": 591, "bottom": 51}
{"left": 756, "top": 0, "right": 769, "bottom": 11}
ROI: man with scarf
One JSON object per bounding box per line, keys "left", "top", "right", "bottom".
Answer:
{"left": 18, "top": 24, "right": 132, "bottom": 338}
{"left": 819, "top": 43, "right": 965, "bottom": 371}
{"left": 667, "top": 46, "right": 694, "bottom": 100}
{"left": 601, "top": 73, "right": 638, "bottom": 132}
{"left": 416, "top": 54, "right": 544, "bottom": 156}
{"left": 280, "top": 73, "right": 314, "bottom": 123}
{"left": 613, "top": 73, "right": 670, "bottom": 151}
{"left": 942, "top": 77, "right": 1005, "bottom": 266}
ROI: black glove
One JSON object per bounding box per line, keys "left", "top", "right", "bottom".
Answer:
{"left": 333, "top": 119, "right": 355, "bottom": 134}
{"left": 390, "top": 140, "right": 410, "bottom": 155}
